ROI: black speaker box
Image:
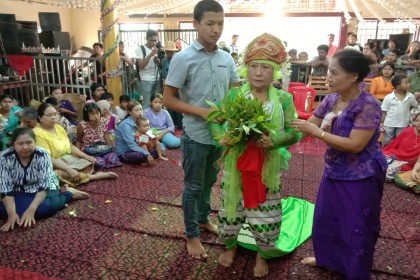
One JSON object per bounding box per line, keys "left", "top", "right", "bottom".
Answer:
{"left": 0, "top": 14, "right": 20, "bottom": 55}
{"left": 39, "top": 31, "right": 71, "bottom": 50}
{"left": 17, "top": 21, "right": 40, "bottom": 48}
{"left": 39, "top": 12, "right": 61, "bottom": 32}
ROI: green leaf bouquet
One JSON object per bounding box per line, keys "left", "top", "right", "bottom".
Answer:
{"left": 206, "top": 90, "right": 276, "bottom": 147}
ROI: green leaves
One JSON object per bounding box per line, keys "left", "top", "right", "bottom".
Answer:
{"left": 206, "top": 89, "right": 274, "bottom": 146}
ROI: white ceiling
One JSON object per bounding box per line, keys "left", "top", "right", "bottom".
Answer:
{"left": 11, "top": 0, "right": 420, "bottom": 22}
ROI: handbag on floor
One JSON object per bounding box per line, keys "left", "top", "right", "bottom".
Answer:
{"left": 82, "top": 142, "right": 113, "bottom": 157}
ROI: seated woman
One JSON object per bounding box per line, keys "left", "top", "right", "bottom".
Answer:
{"left": 96, "top": 100, "right": 119, "bottom": 142}
{"left": 115, "top": 101, "right": 157, "bottom": 165}
{"left": 33, "top": 103, "right": 117, "bottom": 187}
{"left": 45, "top": 97, "right": 77, "bottom": 143}
{"left": 0, "top": 94, "right": 22, "bottom": 150}
{"left": 369, "top": 62, "right": 395, "bottom": 100}
{"left": 76, "top": 103, "right": 121, "bottom": 168}
{"left": 143, "top": 94, "right": 181, "bottom": 149}
{"left": 20, "top": 107, "right": 38, "bottom": 129}
{"left": 383, "top": 112, "right": 420, "bottom": 180}
{"left": 87, "top": 83, "right": 106, "bottom": 103}
{"left": 0, "top": 128, "right": 88, "bottom": 232}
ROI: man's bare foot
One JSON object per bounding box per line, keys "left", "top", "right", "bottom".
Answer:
{"left": 65, "top": 185, "right": 89, "bottom": 200}
{"left": 159, "top": 156, "right": 168, "bottom": 161}
{"left": 254, "top": 253, "right": 269, "bottom": 277}
{"left": 301, "top": 256, "right": 316, "bottom": 266}
{"left": 187, "top": 238, "right": 208, "bottom": 259}
{"left": 218, "top": 246, "right": 237, "bottom": 267}
{"left": 89, "top": 172, "right": 118, "bottom": 181}
{"left": 199, "top": 222, "right": 218, "bottom": 235}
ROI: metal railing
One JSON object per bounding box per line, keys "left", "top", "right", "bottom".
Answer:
{"left": 0, "top": 55, "right": 118, "bottom": 103}
{"left": 117, "top": 29, "right": 197, "bottom": 52}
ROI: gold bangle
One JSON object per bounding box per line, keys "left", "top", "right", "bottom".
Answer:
{"left": 320, "top": 131, "right": 326, "bottom": 140}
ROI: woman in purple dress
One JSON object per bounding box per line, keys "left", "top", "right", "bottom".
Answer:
{"left": 291, "top": 49, "right": 387, "bottom": 279}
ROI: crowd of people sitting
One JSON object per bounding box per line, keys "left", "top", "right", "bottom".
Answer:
{"left": 0, "top": 82, "right": 183, "bottom": 231}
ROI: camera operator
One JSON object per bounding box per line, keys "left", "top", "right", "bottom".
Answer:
{"left": 161, "top": 41, "right": 183, "bottom": 129}
{"left": 135, "top": 30, "right": 163, "bottom": 109}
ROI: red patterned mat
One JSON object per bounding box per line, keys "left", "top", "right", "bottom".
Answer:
{"left": 0, "top": 151, "right": 418, "bottom": 280}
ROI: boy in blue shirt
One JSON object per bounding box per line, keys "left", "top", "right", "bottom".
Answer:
{"left": 163, "top": 0, "right": 240, "bottom": 260}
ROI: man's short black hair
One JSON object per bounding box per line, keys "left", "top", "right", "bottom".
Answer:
{"left": 193, "top": 0, "right": 224, "bottom": 22}
{"left": 391, "top": 74, "right": 407, "bottom": 88}
{"left": 119, "top": 95, "right": 131, "bottom": 103}
{"left": 146, "top": 30, "right": 158, "bottom": 39}
{"left": 317, "top": 44, "right": 329, "bottom": 53}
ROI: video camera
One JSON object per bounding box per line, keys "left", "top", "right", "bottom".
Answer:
{"left": 156, "top": 41, "right": 166, "bottom": 60}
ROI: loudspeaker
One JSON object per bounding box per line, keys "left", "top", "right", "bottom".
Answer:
{"left": 0, "top": 14, "right": 19, "bottom": 55}
{"left": 39, "top": 12, "right": 61, "bottom": 32}
{"left": 389, "top": 33, "right": 412, "bottom": 54}
{"left": 17, "top": 21, "right": 40, "bottom": 48}
{"left": 39, "top": 31, "right": 71, "bottom": 50}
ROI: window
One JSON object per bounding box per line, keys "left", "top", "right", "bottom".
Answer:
{"left": 358, "top": 19, "right": 419, "bottom": 45}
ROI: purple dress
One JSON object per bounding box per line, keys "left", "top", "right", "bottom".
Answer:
{"left": 312, "top": 91, "right": 387, "bottom": 280}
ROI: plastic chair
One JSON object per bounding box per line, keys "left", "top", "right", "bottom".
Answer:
{"left": 288, "top": 86, "right": 317, "bottom": 120}
{"left": 288, "top": 82, "right": 306, "bottom": 91}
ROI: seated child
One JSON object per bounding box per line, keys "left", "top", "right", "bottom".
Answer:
{"left": 296, "top": 51, "right": 309, "bottom": 83}
{"left": 44, "top": 97, "right": 77, "bottom": 143}
{"left": 115, "top": 95, "right": 130, "bottom": 120}
{"left": 20, "top": 107, "right": 38, "bottom": 128}
{"left": 50, "top": 87, "right": 78, "bottom": 125}
{"left": 135, "top": 117, "right": 168, "bottom": 162}
{"left": 381, "top": 75, "right": 417, "bottom": 146}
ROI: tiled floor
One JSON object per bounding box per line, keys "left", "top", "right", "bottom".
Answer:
{"left": 289, "top": 136, "right": 326, "bottom": 156}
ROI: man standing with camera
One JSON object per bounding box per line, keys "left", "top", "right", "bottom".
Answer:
{"left": 136, "top": 30, "right": 163, "bottom": 109}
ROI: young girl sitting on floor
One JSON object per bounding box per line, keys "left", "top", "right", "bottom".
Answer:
{"left": 135, "top": 116, "right": 168, "bottom": 162}
{"left": 143, "top": 94, "right": 181, "bottom": 149}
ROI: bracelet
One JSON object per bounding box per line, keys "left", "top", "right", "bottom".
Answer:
{"left": 320, "top": 131, "right": 326, "bottom": 140}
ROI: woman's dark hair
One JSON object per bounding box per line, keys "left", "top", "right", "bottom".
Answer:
{"left": 364, "top": 42, "right": 374, "bottom": 50}
{"left": 194, "top": 0, "right": 224, "bottom": 22}
{"left": 119, "top": 94, "right": 131, "bottom": 103}
{"left": 21, "top": 107, "right": 38, "bottom": 119}
{"left": 0, "top": 94, "right": 13, "bottom": 102}
{"left": 89, "top": 83, "right": 106, "bottom": 100}
{"left": 391, "top": 74, "right": 407, "bottom": 88}
{"left": 10, "top": 127, "right": 35, "bottom": 146}
{"left": 388, "top": 39, "right": 398, "bottom": 46}
{"left": 90, "top": 83, "right": 105, "bottom": 93}
{"left": 101, "top": 92, "right": 114, "bottom": 101}
{"left": 413, "top": 112, "right": 420, "bottom": 122}
{"left": 93, "top": 42, "right": 103, "bottom": 49}
{"left": 150, "top": 93, "right": 163, "bottom": 103}
{"left": 37, "top": 102, "right": 54, "bottom": 119}
{"left": 381, "top": 61, "right": 395, "bottom": 75}
{"left": 44, "top": 97, "right": 59, "bottom": 106}
{"left": 124, "top": 101, "right": 142, "bottom": 120}
{"left": 49, "top": 86, "right": 61, "bottom": 95}
{"left": 333, "top": 49, "right": 372, "bottom": 83}
{"left": 405, "top": 40, "right": 420, "bottom": 54}
{"left": 82, "top": 102, "right": 101, "bottom": 121}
